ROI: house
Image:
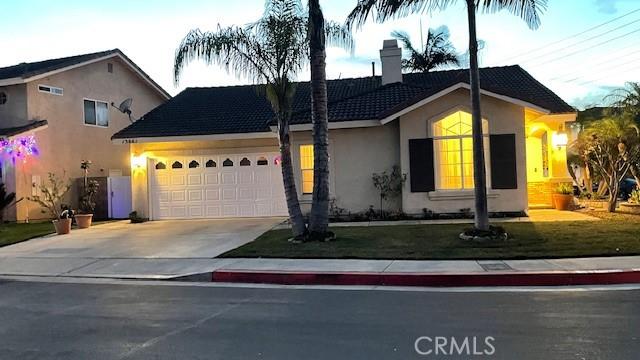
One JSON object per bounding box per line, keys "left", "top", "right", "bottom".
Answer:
{"left": 0, "top": 50, "right": 169, "bottom": 221}
{"left": 112, "top": 40, "right": 576, "bottom": 220}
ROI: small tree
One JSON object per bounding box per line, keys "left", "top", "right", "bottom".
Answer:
{"left": 79, "top": 180, "right": 99, "bottom": 214}
{"left": 372, "top": 165, "right": 406, "bottom": 216}
{"left": 0, "top": 183, "right": 17, "bottom": 223}
{"left": 573, "top": 116, "right": 640, "bottom": 212}
{"left": 28, "top": 173, "right": 72, "bottom": 220}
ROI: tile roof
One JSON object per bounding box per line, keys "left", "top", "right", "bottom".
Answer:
{"left": 112, "top": 65, "right": 575, "bottom": 139}
{"left": 0, "top": 120, "right": 48, "bottom": 138}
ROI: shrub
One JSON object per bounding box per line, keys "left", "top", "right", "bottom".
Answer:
{"left": 28, "top": 173, "right": 72, "bottom": 220}
{"left": 555, "top": 183, "right": 573, "bottom": 195}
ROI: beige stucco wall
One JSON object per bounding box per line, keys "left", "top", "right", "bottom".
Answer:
{"left": 291, "top": 123, "right": 401, "bottom": 214}
{"left": 0, "top": 84, "right": 28, "bottom": 127}
{"left": 399, "top": 88, "right": 528, "bottom": 214}
{"left": 10, "top": 58, "right": 166, "bottom": 221}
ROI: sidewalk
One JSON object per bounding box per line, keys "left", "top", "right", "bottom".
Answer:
{"left": 2, "top": 255, "right": 640, "bottom": 287}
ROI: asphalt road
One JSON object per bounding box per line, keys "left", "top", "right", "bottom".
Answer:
{"left": 0, "top": 279, "right": 638, "bottom": 359}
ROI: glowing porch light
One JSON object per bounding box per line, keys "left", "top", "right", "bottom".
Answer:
{"left": 131, "top": 154, "right": 147, "bottom": 169}
{"left": 552, "top": 132, "right": 568, "bottom": 148}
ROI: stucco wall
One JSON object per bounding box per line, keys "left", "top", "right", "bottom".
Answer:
{"left": 0, "top": 84, "right": 28, "bottom": 128}
{"left": 291, "top": 123, "right": 401, "bottom": 214}
{"left": 12, "top": 58, "right": 166, "bottom": 221}
{"left": 399, "top": 88, "right": 528, "bottom": 214}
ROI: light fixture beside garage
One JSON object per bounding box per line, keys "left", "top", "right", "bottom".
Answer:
{"left": 131, "top": 153, "right": 147, "bottom": 169}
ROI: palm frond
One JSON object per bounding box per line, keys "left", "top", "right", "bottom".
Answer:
{"left": 479, "top": 0, "right": 547, "bottom": 30}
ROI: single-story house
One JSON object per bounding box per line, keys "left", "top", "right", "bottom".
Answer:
{"left": 112, "top": 40, "right": 576, "bottom": 220}
{"left": 0, "top": 49, "right": 169, "bottom": 221}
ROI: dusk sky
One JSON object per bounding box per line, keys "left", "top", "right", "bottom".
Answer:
{"left": 1, "top": 0, "right": 638, "bottom": 109}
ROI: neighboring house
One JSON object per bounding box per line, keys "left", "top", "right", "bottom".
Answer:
{"left": 0, "top": 50, "right": 169, "bottom": 221}
{"left": 112, "top": 40, "right": 576, "bottom": 220}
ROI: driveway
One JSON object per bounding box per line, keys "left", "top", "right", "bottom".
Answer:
{"left": 0, "top": 218, "right": 283, "bottom": 279}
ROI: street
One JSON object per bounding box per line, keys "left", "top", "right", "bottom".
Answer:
{"left": 0, "top": 279, "right": 638, "bottom": 359}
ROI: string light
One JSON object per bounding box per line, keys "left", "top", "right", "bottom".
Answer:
{"left": 0, "top": 135, "right": 39, "bottom": 164}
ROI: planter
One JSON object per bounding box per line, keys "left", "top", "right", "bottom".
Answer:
{"left": 52, "top": 218, "right": 72, "bottom": 235}
{"left": 75, "top": 214, "right": 93, "bottom": 229}
{"left": 620, "top": 203, "right": 640, "bottom": 215}
{"left": 553, "top": 194, "right": 574, "bottom": 211}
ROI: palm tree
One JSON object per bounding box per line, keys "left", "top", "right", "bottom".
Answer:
{"left": 174, "top": 0, "right": 352, "bottom": 239}
{"left": 391, "top": 27, "right": 459, "bottom": 72}
{"left": 308, "top": 0, "right": 331, "bottom": 238}
{"left": 347, "top": 0, "right": 547, "bottom": 232}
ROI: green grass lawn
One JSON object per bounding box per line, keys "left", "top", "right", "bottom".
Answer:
{"left": 0, "top": 222, "right": 55, "bottom": 247}
{"left": 220, "top": 212, "right": 640, "bottom": 260}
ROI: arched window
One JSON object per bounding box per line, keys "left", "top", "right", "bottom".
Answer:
{"left": 189, "top": 160, "right": 200, "bottom": 168}
{"left": 171, "top": 161, "right": 183, "bottom": 169}
{"left": 257, "top": 157, "right": 268, "bottom": 166}
{"left": 240, "top": 157, "right": 251, "bottom": 166}
{"left": 155, "top": 162, "right": 166, "bottom": 170}
{"left": 432, "top": 111, "right": 488, "bottom": 190}
{"left": 223, "top": 158, "right": 233, "bottom": 167}
{"left": 206, "top": 160, "right": 216, "bottom": 168}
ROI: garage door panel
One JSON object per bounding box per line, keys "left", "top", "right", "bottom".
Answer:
{"left": 151, "top": 151, "right": 286, "bottom": 219}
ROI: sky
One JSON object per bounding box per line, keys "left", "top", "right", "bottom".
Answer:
{"left": 1, "top": 0, "right": 639, "bottom": 110}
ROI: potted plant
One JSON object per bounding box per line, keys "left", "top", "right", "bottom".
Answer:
{"left": 75, "top": 160, "right": 98, "bottom": 228}
{"left": 553, "top": 183, "right": 574, "bottom": 211}
{"left": 620, "top": 189, "right": 640, "bottom": 214}
{"left": 28, "top": 172, "right": 72, "bottom": 235}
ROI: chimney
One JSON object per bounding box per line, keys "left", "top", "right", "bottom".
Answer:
{"left": 380, "top": 39, "right": 402, "bottom": 85}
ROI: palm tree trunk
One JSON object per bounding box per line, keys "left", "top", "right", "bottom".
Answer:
{"left": 278, "top": 116, "right": 307, "bottom": 238}
{"left": 308, "top": 0, "right": 330, "bottom": 236}
{"left": 466, "top": 0, "right": 490, "bottom": 231}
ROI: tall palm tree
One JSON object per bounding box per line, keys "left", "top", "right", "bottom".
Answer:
{"left": 308, "top": 0, "right": 331, "bottom": 238}
{"left": 391, "top": 28, "right": 459, "bottom": 72}
{"left": 174, "top": 0, "right": 352, "bottom": 239}
{"left": 347, "top": 0, "right": 547, "bottom": 232}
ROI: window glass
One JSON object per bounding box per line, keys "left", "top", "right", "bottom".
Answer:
{"left": 155, "top": 162, "right": 166, "bottom": 170}
{"left": 96, "top": 102, "right": 109, "bottom": 126}
{"left": 240, "top": 157, "right": 251, "bottom": 166}
{"left": 300, "top": 145, "right": 314, "bottom": 194}
{"left": 172, "top": 161, "right": 183, "bottom": 169}
{"left": 84, "top": 100, "right": 96, "bottom": 125}
{"left": 223, "top": 158, "right": 233, "bottom": 167}
{"left": 432, "top": 111, "right": 488, "bottom": 190}
{"left": 257, "top": 157, "right": 268, "bottom": 166}
{"left": 189, "top": 160, "right": 200, "bottom": 168}
{"left": 206, "top": 160, "right": 216, "bottom": 168}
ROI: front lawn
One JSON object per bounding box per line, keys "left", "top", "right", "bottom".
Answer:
{"left": 0, "top": 222, "right": 55, "bottom": 247}
{"left": 221, "top": 213, "right": 640, "bottom": 260}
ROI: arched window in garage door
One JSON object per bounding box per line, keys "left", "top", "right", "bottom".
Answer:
{"left": 172, "top": 161, "right": 183, "bottom": 169}
{"left": 189, "top": 160, "right": 200, "bottom": 168}
{"left": 155, "top": 162, "right": 166, "bottom": 170}
{"left": 240, "top": 157, "right": 251, "bottom": 166}
{"left": 206, "top": 160, "right": 216, "bottom": 168}
{"left": 223, "top": 158, "right": 234, "bottom": 167}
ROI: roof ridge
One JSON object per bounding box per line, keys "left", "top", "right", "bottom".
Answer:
{"left": 0, "top": 49, "right": 118, "bottom": 73}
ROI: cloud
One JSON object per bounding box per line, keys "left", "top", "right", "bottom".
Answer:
{"left": 594, "top": 0, "right": 635, "bottom": 14}
{"left": 569, "top": 85, "right": 618, "bottom": 110}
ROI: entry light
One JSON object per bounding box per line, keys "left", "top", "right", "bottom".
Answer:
{"left": 552, "top": 132, "right": 568, "bottom": 148}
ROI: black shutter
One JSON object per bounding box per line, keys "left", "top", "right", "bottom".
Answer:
{"left": 490, "top": 134, "right": 518, "bottom": 189}
{"left": 409, "top": 138, "right": 435, "bottom": 192}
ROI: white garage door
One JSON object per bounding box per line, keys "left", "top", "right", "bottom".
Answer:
{"left": 150, "top": 152, "right": 288, "bottom": 219}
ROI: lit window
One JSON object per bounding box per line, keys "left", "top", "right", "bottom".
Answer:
{"left": 84, "top": 99, "right": 109, "bottom": 127}
{"left": 432, "top": 111, "right": 488, "bottom": 190}
{"left": 300, "top": 145, "right": 314, "bottom": 194}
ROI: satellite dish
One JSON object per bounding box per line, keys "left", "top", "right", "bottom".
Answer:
{"left": 111, "top": 98, "right": 134, "bottom": 123}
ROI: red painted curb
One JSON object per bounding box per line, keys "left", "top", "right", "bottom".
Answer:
{"left": 210, "top": 270, "right": 640, "bottom": 287}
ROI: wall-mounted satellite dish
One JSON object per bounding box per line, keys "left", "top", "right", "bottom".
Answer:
{"left": 111, "top": 98, "right": 134, "bottom": 123}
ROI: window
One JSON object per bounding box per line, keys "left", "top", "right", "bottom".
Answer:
{"left": 107, "top": 63, "right": 113, "bottom": 73}
{"left": 171, "top": 161, "right": 183, "bottom": 169}
{"left": 206, "top": 160, "right": 216, "bottom": 168}
{"left": 155, "top": 162, "right": 166, "bottom": 170}
{"left": 0, "top": 92, "right": 6, "bottom": 105}
{"left": 240, "top": 157, "right": 251, "bottom": 166}
{"left": 257, "top": 157, "right": 268, "bottom": 166}
{"left": 189, "top": 160, "right": 200, "bottom": 168}
{"left": 300, "top": 145, "right": 314, "bottom": 194}
{"left": 38, "top": 85, "right": 63, "bottom": 96}
{"left": 432, "top": 111, "right": 488, "bottom": 190}
{"left": 84, "top": 99, "right": 109, "bottom": 127}
{"left": 223, "top": 158, "right": 233, "bottom": 167}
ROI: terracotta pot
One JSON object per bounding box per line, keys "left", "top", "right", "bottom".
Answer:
{"left": 53, "top": 218, "right": 72, "bottom": 235}
{"left": 553, "top": 194, "right": 574, "bottom": 211}
{"left": 620, "top": 203, "right": 640, "bottom": 215}
{"left": 75, "top": 214, "right": 93, "bottom": 229}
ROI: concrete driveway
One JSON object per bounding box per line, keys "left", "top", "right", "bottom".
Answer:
{"left": 0, "top": 218, "right": 283, "bottom": 279}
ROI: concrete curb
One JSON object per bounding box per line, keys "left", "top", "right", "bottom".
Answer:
{"left": 210, "top": 269, "right": 640, "bottom": 287}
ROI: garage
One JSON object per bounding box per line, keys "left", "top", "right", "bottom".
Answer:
{"left": 150, "top": 152, "right": 288, "bottom": 219}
